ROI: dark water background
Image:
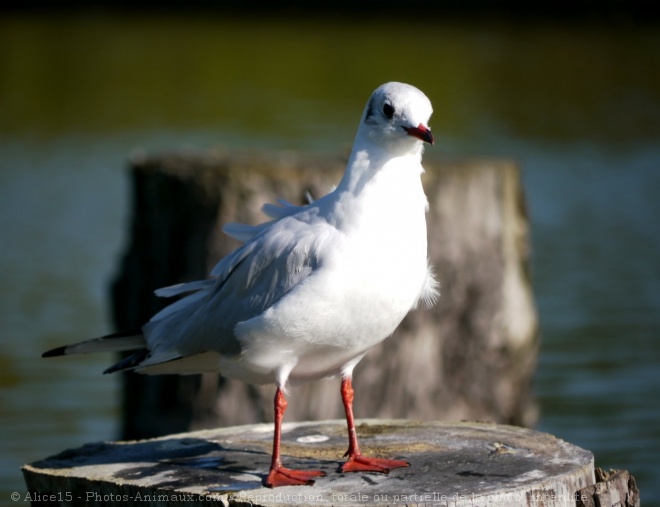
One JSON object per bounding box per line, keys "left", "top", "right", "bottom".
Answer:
{"left": 1, "top": 12, "right": 659, "bottom": 503}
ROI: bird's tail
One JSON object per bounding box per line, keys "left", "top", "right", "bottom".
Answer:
{"left": 42, "top": 328, "right": 146, "bottom": 358}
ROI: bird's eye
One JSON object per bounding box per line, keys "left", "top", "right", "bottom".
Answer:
{"left": 382, "top": 103, "right": 395, "bottom": 119}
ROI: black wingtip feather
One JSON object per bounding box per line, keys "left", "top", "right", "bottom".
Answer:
{"left": 103, "top": 349, "right": 149, "bottom": 375}
{"left": 42, "top": 346, "right": 68, "bottom": 358}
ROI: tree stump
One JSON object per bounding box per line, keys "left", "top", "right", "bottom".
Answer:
{"left": 110, "top": 150, "right": 539, "bottom": 440}
{"left": 23, "top": 420, "right": 595, "bottom": 507}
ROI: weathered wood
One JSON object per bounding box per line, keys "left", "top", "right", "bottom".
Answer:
{"left": 576, "top": 468, "right": 641, "bottom": 507}
{"left": 23, "top": 420, "right": 595, "bottom": 507}
{"left": 110, "top": 151, "right": 539, "bottom": 440}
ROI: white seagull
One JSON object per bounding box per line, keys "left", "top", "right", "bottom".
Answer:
{"left": 44, "top": 82, "right": 439, "bottom": 488}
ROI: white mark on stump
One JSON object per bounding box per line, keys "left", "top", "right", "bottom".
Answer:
{"left": 297, "top": 434, "right": 330, "bottom": 443}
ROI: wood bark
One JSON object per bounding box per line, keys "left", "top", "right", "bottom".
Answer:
{"left": 576, "top": 468, "right": 641, "bottom": 507}
{"left": 110, "top": 151, "right": 539, "bottom": 440}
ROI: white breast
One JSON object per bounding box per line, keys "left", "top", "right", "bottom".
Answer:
{"left": 233, "top": 155, "right": 430, "bottom": 384}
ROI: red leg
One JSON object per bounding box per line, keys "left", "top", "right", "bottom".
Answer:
{"left": 340, "top": 377, "right": 410, "bottom": 474}
{"left": 264, "top": 387, "right": 326, "bottom": 488}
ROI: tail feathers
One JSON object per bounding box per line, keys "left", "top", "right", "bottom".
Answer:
{"left": 42, "top": 328, "right": 146, "bottom": 358}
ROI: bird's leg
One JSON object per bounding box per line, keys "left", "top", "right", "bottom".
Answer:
{"left": 264, "top": 386, "right": 326, "bottom": 488}
{"left": 339, "top": 377, "right": 410, "bottom": 474}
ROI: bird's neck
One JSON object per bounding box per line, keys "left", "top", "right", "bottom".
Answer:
{"left": 326, "top": 134, "right": 426, "bottom": 231}
{"left": 336, "top": 134, "right": 423, "bottom": 196}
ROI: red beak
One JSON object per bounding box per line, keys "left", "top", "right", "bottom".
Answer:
{"left": 403, "top": 123, "right": 434, "bottom": 145}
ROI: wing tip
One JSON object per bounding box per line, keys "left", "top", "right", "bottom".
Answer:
{"left": 103, "top": 349, "right": 149, "bottom": 375}
{"left": 42, "top": 346, "right": 68, "bottom": 358}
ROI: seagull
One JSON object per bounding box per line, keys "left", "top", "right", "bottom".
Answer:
{"left": 43, "top": 81, "right": 439, "bottom": 488}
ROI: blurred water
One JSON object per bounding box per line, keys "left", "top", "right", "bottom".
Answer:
{"left": 1, "top": 13, "right": 659, "bottom": 503}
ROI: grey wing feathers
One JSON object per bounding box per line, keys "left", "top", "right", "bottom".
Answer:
{"left": 222, "top": 197, "right": 309, "bottom": 243}
{"left": 261, "top": 198, "right": 309, "bottom": 220}
{"left": 137, "top": 213, "right": 328, "bottom": 371}
{"left": 154, "top": 279, "right": 216, "bottom": 298}
{"left": 43, "top": 204, "right": 331, "bottom": 377}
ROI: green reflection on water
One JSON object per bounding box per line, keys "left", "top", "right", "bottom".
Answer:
{"left": 2, "top": 13, "right": 659, "bottom": 145}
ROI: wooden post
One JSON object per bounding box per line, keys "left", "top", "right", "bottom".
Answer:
{"left": 23, "top": 420, "right": 596, "bottom": 507}
{"left": 110, "top": 151, "right": 539, "bottom": 440}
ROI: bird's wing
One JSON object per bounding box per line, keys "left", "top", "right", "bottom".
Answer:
{"left": 153, "top": 198, "right": 308, "bottom": 307}
{"left": 222, "top": 198, "right": 309, "bottom": 243}
{"left": 140, "top": 209, "right": 335, "bottom": 368}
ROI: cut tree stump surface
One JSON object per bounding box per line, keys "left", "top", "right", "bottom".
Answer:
{"left": 23, "top": 420, "right": 595, "bottom": 506}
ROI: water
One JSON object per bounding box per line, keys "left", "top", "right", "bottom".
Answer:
{"left": 1, "top": 13, "right": 659, "bottom": 503}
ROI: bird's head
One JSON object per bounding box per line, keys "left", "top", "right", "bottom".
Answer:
{"left": 360, "top": 82, "right": 434, "bottom": 152}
